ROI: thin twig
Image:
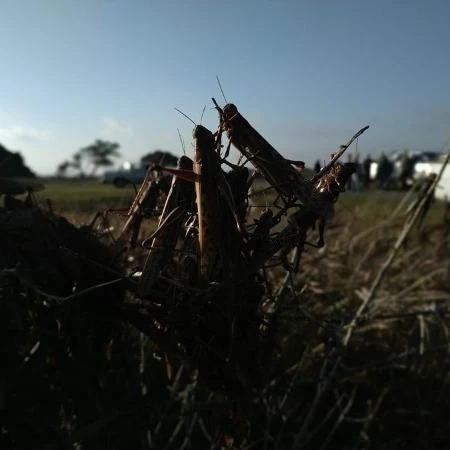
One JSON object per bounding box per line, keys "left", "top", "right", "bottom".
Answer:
{"left": 1, "top": 269, "right": 126, "bottom": 304}
{"left": 291, "top": 348, "right": 341, "bottom": 448}
{"left": 179, "top": 412, "right": 199, "bottom": 450}
{"left": 311, "top": 125, "right": 370, "bottom": 183}
{"left": 318, "top": 386, "right": 358, "bottom": 450}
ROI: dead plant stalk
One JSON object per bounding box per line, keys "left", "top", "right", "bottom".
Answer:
{"left": 343, "top": 148, "right": 450, "bottom": 346}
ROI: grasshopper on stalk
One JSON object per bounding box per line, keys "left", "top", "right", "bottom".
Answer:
{"left": 121, "top": 176, "right": 171, "bottom": 248}
{"left": 214, "top": 99, "right": 369, "bottom": 213}
{"left": 213, "top": 100, "right": 311, "bottom": 206}
{"left": 138, "top": 156, "right": 195, "bottom": 297}
{"left": 246, "top": 162, "right": 357, "bottom": 275}
{"left": 212, "top": 99, "right": 369, "bottom": 266}
{"left": 151, "top": 125, "right": 244, "bottom": 284}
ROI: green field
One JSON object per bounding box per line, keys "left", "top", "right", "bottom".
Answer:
{"left": 34, "top": 179, "right": 137, "bottom": 218}
{"left": 33, "top": 178, "right": 447, "bottom": 228}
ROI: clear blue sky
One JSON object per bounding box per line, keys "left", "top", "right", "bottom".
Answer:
{"left": 1, "top": 0, "right": 449, "bottom": 175}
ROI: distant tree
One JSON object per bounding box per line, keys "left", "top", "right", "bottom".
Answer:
{"left": 140, "top": 150, "right": 178, "bottom": 168}
{"left": 79, "top": 140, "right": 121, "bottom": 176}
{"left": 71, "top": 151, "right": 85, "bottom": 177}
{"left": 55, "top": 140, "right": 121, "bottom": 178}
{"left": 56, "top": 160, "right": 71, "bottom": 178}
{"left": 55, "top": 152, "right": 85, "bottom": 178}
{"left": 0, "top": 144, "right": 36, "bottom": 178}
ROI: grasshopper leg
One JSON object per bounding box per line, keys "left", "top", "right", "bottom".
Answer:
{"left": 317, "top": 218, "right": 325, "bottom": 248}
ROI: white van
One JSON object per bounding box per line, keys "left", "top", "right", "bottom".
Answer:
{"left": 414, "top": 161, "right": 450, "bottom": 201}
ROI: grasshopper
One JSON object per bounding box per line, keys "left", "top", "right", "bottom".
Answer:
{"left": 148, "top": 126, "right": 252, "bottom": 372}
{"left": 214, "top": 100, "right": 312, "bottom": 206}
{"left": 224, "top": 165, "right": 250, "bottom": 225}
{"left": 121, "top": 178, "right": 170, "bottom": 248}
{"left": 152, "top": 125, "right": 244, "bottom": 284}
{"left": 213, "top": 100, "right": 368, "bottom": 264}
{"left": 246, "top": 162, "right": 357, "bottom": 274}
{"left": 215, "top": 100, "right": 369, "bottom": 213}
{"left": 286, "top": 162, "right": 356, "bottom": 253}
{"left": 138, "top": 156, "right": 195, "bottom": 297}
{"left": 116, "top": 167, "right": 171, "bottom": 248}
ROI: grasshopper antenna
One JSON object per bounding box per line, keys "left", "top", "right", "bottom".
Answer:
{"left": 199, "top": 105, "right": 206, "bottom": 124}
{"left": 216, "top": 75, "right": 227, "bottom": 103}
{"left": 174, "top": 108, "right": 196, "bottom": 126}
{"left": 177, "top": 128, "right": 186, "bottom": 155}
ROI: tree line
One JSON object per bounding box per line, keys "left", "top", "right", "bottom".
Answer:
{"left": 56, "top": 140, "right": 178, "bottom": 178}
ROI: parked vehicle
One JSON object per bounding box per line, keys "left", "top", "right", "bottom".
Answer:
{"left": 370, "top": 151, "right": 443, "bottom": 189}
{"left": 413, "top": 160, "right": 450, "bottom": 201}
{"left": 102, "top": 162, "right": 150, "bottom": 187}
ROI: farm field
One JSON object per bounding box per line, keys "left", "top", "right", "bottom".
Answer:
{"left": 35, "top": 177, "right": 446, "bottom": 228}
{"left": 37, "top": 179, "right": 136, "bottom": 214}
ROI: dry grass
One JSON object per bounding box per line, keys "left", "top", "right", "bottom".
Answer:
{"left": 1, "top": 174, "right": 450, "bottom": 449}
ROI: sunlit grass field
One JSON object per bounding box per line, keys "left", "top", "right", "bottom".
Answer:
{"left": 35, "top": 179, "right": 136, "bottom": 221}
{"left": 34, "top": 178, "right": 447, "bottom": 230}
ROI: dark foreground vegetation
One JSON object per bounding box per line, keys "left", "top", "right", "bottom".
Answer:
{"left": 1, "top": 102, "right": 449, "bottom": 450}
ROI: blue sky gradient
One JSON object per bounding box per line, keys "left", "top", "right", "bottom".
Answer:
{"left": 1, "top": 0, "right": 449, "bottom": 174}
